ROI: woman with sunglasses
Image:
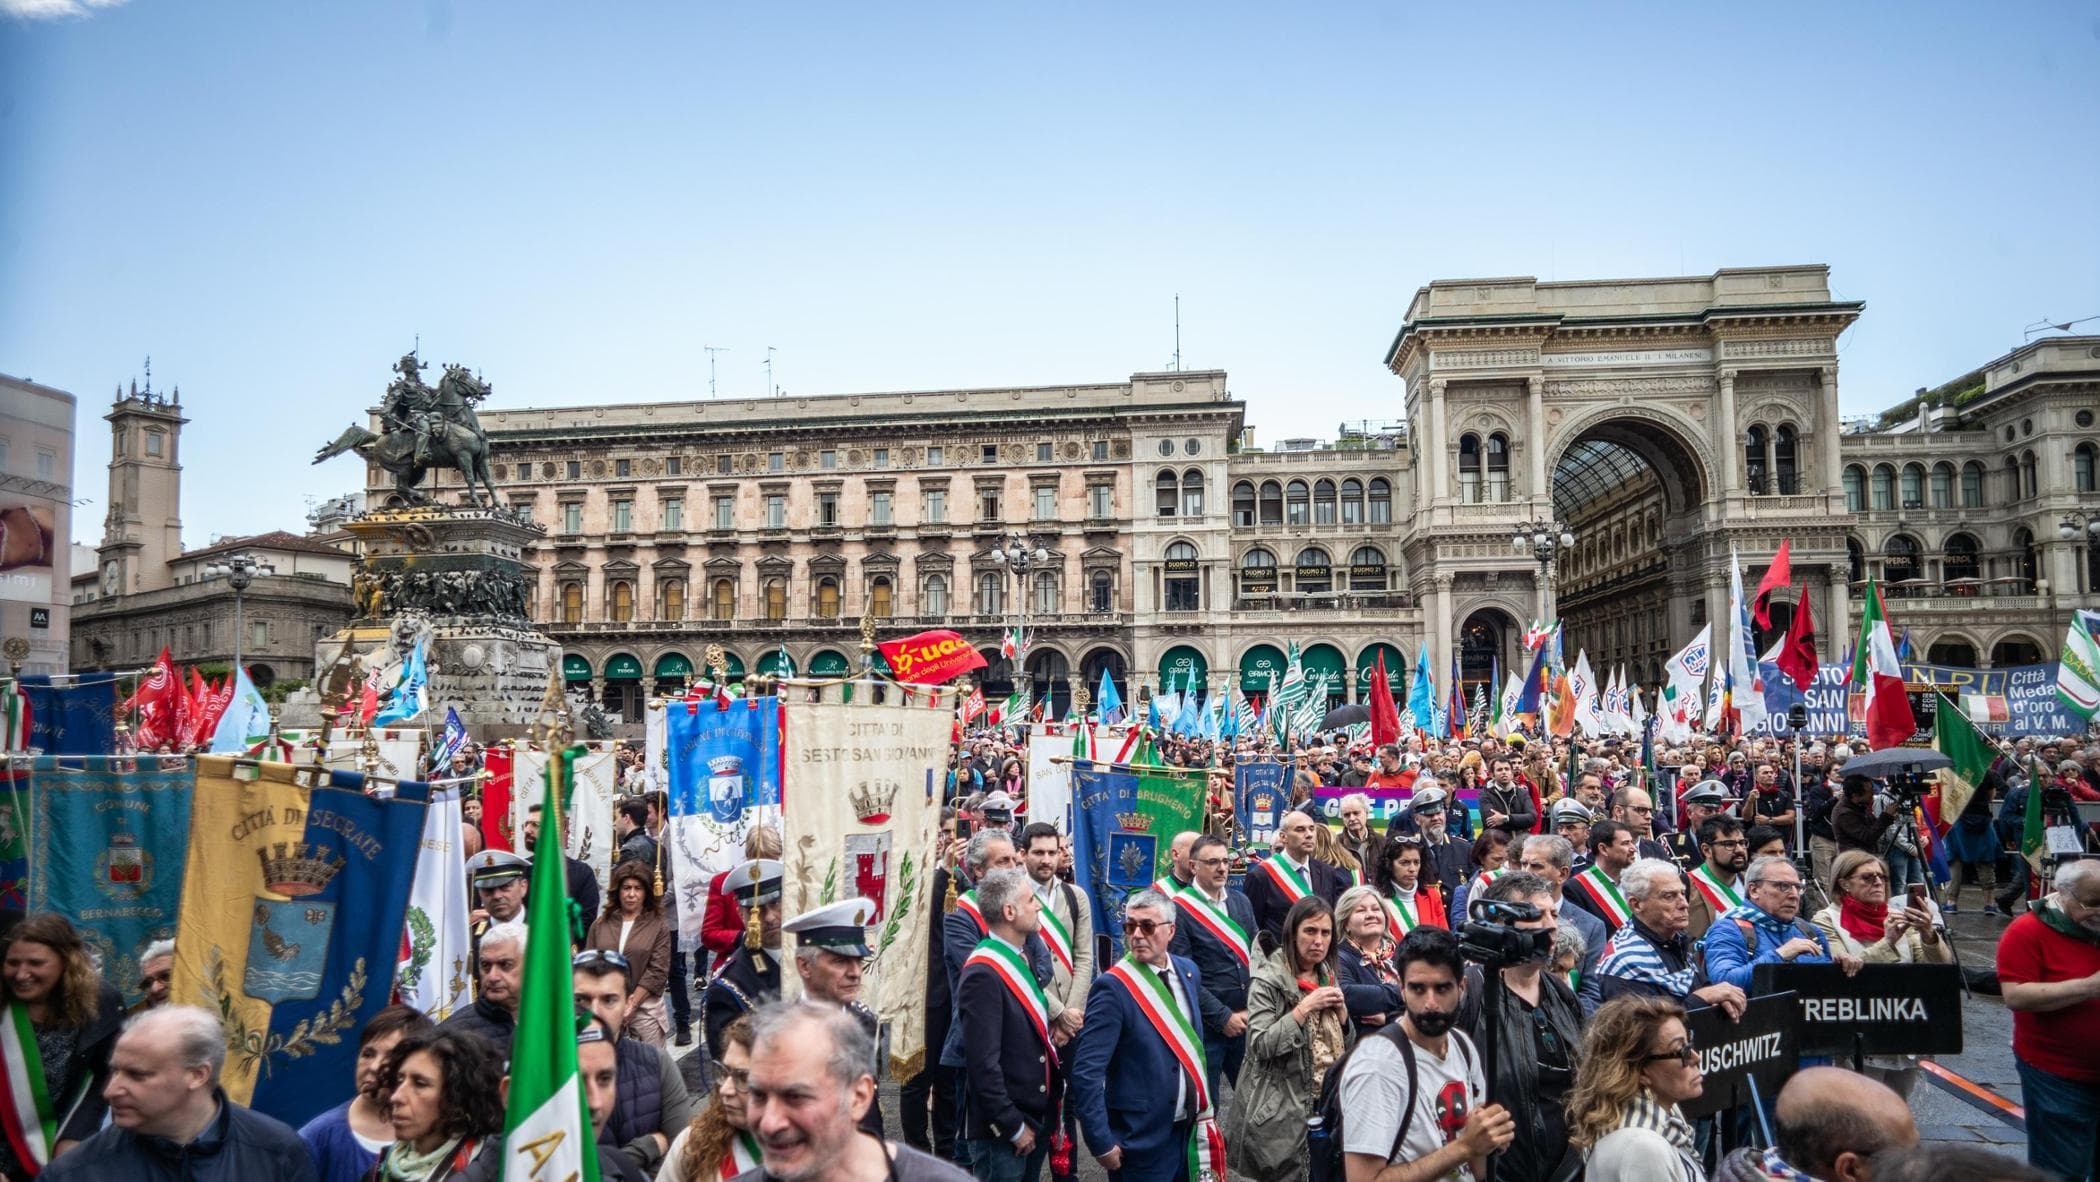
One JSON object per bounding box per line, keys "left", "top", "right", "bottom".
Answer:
{"left": 661, "top": 1015, "right": 759, "bottom": 1181}
{"left": 1225, "top": 896, "right": 1349, "bottom": 1182}
{"left": 1810, "top": 850, "right": 1951, "bottom": 1099}
{"left": 1564, "top": 996, "right": 1705, "bottom": 1182}
{"left": 1370, "top": 834, "right": 1448, "bottom": 934}
{"left": 586, "top": 860, "right": 674, "bottom": 1046}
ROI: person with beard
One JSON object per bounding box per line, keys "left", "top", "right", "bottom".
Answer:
{"left": 438, "top": 920, "right": 527, "bottom": 1057}
{"left": 705, "top": 859, "right": 785, "bottom": 1059}
{"left": 1479, "top": 758, "right": 1537, "bottom": 838}
{"left": 1608, "top": 788, "right": 1672, "bottom": 863}
{"left": 1684, "top": 816, "right": 1751, "bottom": 944}
{"left": 1564, "top": 821, "right": 1639, "bottom": 933}
{"left": 517, "top": 804, "right": 601, "bottom": 944}
{"left": 1454, "top": 874, "right": 1583, "bottom": 1182}
{"left": 298, "top": 1004, "right": 434, "bottom": 1182}
{"left": 1337, "top": 927, "right": 1511, "bottom": 1182}
{"left": 1998, "top": 856, "right": 2100, "bottom": 1181}
{"left": 574, "top": 950, "right": 700, "bottom": 1177}
{"left": 1666, "top": 781, "right": 1732, "bottom": 869}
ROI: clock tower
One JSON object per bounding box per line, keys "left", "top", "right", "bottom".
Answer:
{"left": 97, "top": 372, "right": 187, "bottom": 598}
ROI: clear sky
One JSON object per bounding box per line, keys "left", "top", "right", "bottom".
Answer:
{"left": 3, "top": 1, "right": 2096, "bottom": 545}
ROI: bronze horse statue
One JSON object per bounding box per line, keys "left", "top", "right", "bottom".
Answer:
{"left": 314, "top": 365, "right": 500, "bottom": 507}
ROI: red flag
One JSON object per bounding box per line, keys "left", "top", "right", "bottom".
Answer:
{"left": 481, "top": 747, "right": 514, "bottom": 851}
{"left": 1777, "top": 583, "right": 1819, "bottom": 691}
{"left": 959, "top": 687, "right": 987, "bottom": 724}
{"left": 1753, "top": 539, "right": 1792, "bottom": 631}
{"left": 130, "top": 648, "right": 180, "bottom": 749}
{"left": 1369, "top": 652, "right": 1402, "bottom": 746}
{"left": 876, "top": 629, "right": 988, "bottom": 686}
{"left": 357, "top": 676, "right": 379, "bottom": 725}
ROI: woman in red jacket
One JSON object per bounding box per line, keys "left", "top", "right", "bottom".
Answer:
{"left": 701, "top": 824, "right": 783, "bottom": 957}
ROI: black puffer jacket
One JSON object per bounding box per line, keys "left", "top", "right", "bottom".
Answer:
{"left": 42, "top": 1091, "right": 318, "bottom": 1182}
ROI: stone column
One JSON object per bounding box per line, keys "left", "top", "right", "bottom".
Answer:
{"left": 1815, "top": 366, "right": 1843, "bottom": 493}
{"left": 1526, "top": 376, "right": 1548, "bottom": 506}
{"left": 1716, "top": 369, "right": 1741, "bottom": 500}
{"left": 1825, "top": 572, "right": 1850, "bottom": 667}
{"left": 1428, "top": 380, "right": 1449, "bottom": 511}
{"left": 1533, "top": 568, "right": 1550, "bottom": 624}
{"left": 1433, "top": 575, "right": 1455, "bottom": 697}
{"left": 589, "top": 676, "right": 606, "bottom": 706}
{"left": 1344, "top": 667, "right": 1359, "bottom": 705}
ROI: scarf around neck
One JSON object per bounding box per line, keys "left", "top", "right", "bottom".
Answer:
{"left": 1838, "top": 896, "right": 1887, "bottom": 944}
{"left": 1619, "top": 1090, "right": 1696, "bottom": 1154}
{"left": 2038, "top": 896, "right": 2100, "bottom": 947}
{"left": 378, "top": 1136, "right": 465, "bottom": 1182}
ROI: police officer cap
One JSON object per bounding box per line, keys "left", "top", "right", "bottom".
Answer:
{"left": 1410, "top": 785, "right": 1449, "bottom": 812}
{"left": 1681, "top": 779, "right": 1734, "bottom": 807}
{"left": 1550, "top": 798, "right": 1594, "bottom": 825}
{"left": 720, "top": 858, "right": 784, "bottom": 905}
{"left": 980, "top": 790, "right": 1017, "bottom": 819}
{"left": 784, "top": 898, "right": 876, "bottom": 958}
{"left": 465, "top": 849, "right": 529, "bottom": 888}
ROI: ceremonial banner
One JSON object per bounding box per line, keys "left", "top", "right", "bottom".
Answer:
{"left": 1025, "top": 732, "right": 1072, "bottom": 826}
{"left": 1310, "top": 783, "right": 1484, "bottom": 832}
{"left": 1071, "top": 763, "right": 1206, "bottom": 943}
{"left": 644, "top": 700, "right": 669, "bottom": 794}
{"left": 513, "top": 745, "right": 619, "bottom": 901}
{"left": 480, "top": 747, "right": 515, "bottom": 851}
{"left": 779, "top": 692, "right": 949, "bottom": 1077}
{"left": 171, "top": 756, "right": 426, "bottom": 1129}
{"left": 665, "top": 697, "right": 782, "bottom": 952}
{"left": 18, "top": 674, "right": 117, "bottom": 756}
{"left": 0, "top": 769, "right": 24, "bottom": 918}
{"left": 1233, "top": 760, "right": 1289, "bottom": 853}
{"left": 398, "top": 784, "right": 472, "bottom": 1023}
{"left": 27, "top": 756, "right": 192, "bottom": 1005}
{"left": 323, "top": 729, "right": 424, "bottom": 780}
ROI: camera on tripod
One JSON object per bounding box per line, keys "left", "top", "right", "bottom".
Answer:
{"left": 1457, "top": 896, "right": 1555, "bottom": 969}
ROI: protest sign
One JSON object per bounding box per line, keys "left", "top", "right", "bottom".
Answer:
{"left": 1751, "top": 962, "right": 1964, "bottom": 1058}
{"left": 1678, "top": 991, "right": 1799, "bottom": 1120}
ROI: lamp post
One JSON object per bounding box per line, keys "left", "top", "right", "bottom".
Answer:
{"left": 1511, "top": 519, "right": 1576, "bottom": 620}
{"left": 988, "top": 532, "right": 1051, "bottom": 706}
{"left": 2058, "top": 511, "right": 2100, "bottom": 544}
{"left": 204, "top": 554, "right": 264, "bottom": 676}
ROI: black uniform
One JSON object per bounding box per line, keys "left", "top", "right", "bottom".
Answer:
{"left": 703, "top": 945, "right": 781, "bottom": 1058}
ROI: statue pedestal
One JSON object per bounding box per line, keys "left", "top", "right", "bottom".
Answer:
{"left": 283, "top": 505, "right": 558, "bottom": 734}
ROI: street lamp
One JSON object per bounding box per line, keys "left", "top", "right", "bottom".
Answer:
{"left": 988, "top": 532, "right": 1051, "bottom": 702}
{"left": 1511, "top": 519, "right": 1576, "bottom": 619}
{"left": 204, "top": 554, "right": 264, "bottom": 675}
{"left": 2058, "top": 512, "right": 2100, "bottom": 543}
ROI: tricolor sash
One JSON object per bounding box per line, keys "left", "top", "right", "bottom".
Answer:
{"left": 1106, "top": 960, "right": 1227, "bottom": 1182}
{"left": 956, "top": 890, "right": 988, "bottom": 937}
{"left": 1171, "top": 887, "right": 1252, "bottom": 969}
{"left": 1038, "top": 899, "right": 1076, "bottom": 975}
{"left": 1254, "top": 856, "right": 1314, "bottom": 906}
{"left": 1689, "top": 865, "right": 1743, "bottom": 915}
{"left": 965, "top": 938, "right": 1057, "bottom": 1071}
{"left": 1571, "top": 866, "right": 1631, "bottom": 927}
{"left": 1468, "top": 867, "right": 1509, "bottom": 898}
{"left": 720, "top": 1130, "right": 762, "bottom": 1180}
{"left": 0, "top": 1002, "right": 58, "bottom": 1176}
{"left": 1383, "top": 891, "right": 1421, "bottom": 944}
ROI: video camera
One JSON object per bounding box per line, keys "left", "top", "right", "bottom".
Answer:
{"left": 1457, "top": 896, "right": 1555, "bottom": 970}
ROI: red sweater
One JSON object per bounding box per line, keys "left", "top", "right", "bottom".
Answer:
{"left": 701, "top": 871, "right": 747, "bottom": 956}
{"left": 1997, "top": 910, "right": 2100, "bottom": 1083}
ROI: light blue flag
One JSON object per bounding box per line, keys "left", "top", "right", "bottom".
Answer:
{"left": 208, "top": 666, "right": 272, "bottom": 754}
{"left": 1096, "top": 666, "right": 1125, "bottom": 726}
{"left": 374, "top": 639, "right": 428, "bottom": 726}
{"left": 1176, "top": 683, "right": 1204, "bottom": 737}
{"left": 433, "top": 707, "right": 469, "bottom": 769}
{"left": 1408, "top": 644, "right": 1437, "bottom": 729}
{"left": 1146, "top": 693, "right": 1162, "bottom": 733}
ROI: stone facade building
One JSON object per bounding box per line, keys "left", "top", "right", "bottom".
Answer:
{"left": 0, "top": 373, "right": 77, "bottom": 676}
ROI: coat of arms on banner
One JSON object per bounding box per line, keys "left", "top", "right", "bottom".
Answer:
{"left": 97, "top": 831, "right": 153, "bottom": 898}
{"left": 707, "top": 755, "right": 746, "bottom": 823}
{"left": 1107, "top": 812, "right": 1157, "bottom": 889}
{"left": 245, "top": 843, "right": 345, "bottom": 1004}
{"left": 845, "top": 831, "right": 892, "bottom": 925}
{"left": 852, "top": 778, "right": 899, "bottom": 827}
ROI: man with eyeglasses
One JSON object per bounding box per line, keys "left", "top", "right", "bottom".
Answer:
{"left": 1685, "top": 816, "right": 1751, "bottom": 943}
{"left": 1518, "top": 834, "right": 1605, "bottom": 985}
{"left": 1999, "top": 857, "right": 2100, "bottom": 1180}
{"left": 1070, "top": 889, "right": 1214, "bottom": 1182}
{"left": 1580, "top": 858, "right": 1747, "bottom": 1021}
{"left": 1666, "top": 780, "right": 1733, "bottom": 869}
{"left": 956, "top": 869, "right": 1063, "bottom": 1182}
{"left": 1609, "top": 787, "right": 1672, "bottom": 863}
{"left": 574, "top": 947, "right": 700, "bottom": 1178}
{"left": 1168, "top": 834, "right": 1255, "bottom": 1096}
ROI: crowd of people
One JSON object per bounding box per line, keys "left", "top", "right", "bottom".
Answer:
{"left": 6, "top": 715, "right": 2100, "bottom": 1182}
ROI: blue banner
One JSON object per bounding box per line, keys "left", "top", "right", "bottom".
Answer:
{"left": 1750, "top": 661, "right": 2086, "bottom": 739}
{"left": 1070, "top": 762, "right": 1139, "bottom": 944}
{"left": 27, "top": 755, "right": 193, "bottom": 1004}
{"left": 1233, "top": 760, "right": 1290, "bottom": 853}
{"left": 20, "top": 674, "right": 117, "bottom": 755}
{"left": 666, "top": 695, "right": 781, "bottom": 822}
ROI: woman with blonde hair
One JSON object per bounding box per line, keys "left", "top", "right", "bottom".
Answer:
{"left": 0, "top": 914, "right": 124, "bottom": 1176}
{"left": 1565, "top": 995, "right": 1705, "bottom": 1182}
{"left": 660, "top": 1015, "right": 760, "bottom": 1181}
{"left": 1810, "top": 849, "right": 1951, "bottom": 1098}
{"left": 1312, "top": 821, "right": 1363, "bottom": 887}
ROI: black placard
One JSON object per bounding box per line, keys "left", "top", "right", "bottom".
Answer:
{"left": 1677, "top": 991, "right": 1799, "bottom": 1120}
{"left": 1751, "top": 962, "right": 1964, "bottom": 1057}
{"left": 1163, "top": 558, "right": 1199, "bottom": 573}
{"left": 28, "top": 608, "right": 48, "bottom": 629}
{"left": 1295, "top": 564, "right": 1331, "bottom": 580}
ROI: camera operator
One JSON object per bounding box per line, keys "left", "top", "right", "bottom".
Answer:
{"left": 1455, "top": 873, "right": 1583, "bottom": 1182}
{"left": 1832, "top": 774, "right": 1900, "bottom": 859}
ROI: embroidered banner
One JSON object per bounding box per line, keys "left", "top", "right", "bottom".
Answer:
{"left": 1071, "top": 763, "right": 1206, "bottom": 949}
{"left": 27, "top": 755, "right": 193, "bottom": 1005}
{"left": 398, "top": 783, "right": 472, "bottom": 1023}
{"left": 665, "top": 697, "right": 781, "bottom": 952}
{"left": 18, "top": 674, "right": 117, "bottom": 756}
{"left": 779, "top": 691, "right": 948, "bottom": 1077}
{"left": 512, "top": 744, "right": 619, "bottom": 902}
{"left": 1232, "top": 760, "right": 1289, "bottom": 853}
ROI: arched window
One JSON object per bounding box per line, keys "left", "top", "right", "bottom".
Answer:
{"left": 815, "top": 576, "right": 840, "bottom": 619}
{"left": 1745, "top": 425, "right": 1769, "bottom": 496}
{"left": 1181, "top": 469, "right": 1204, "bottom": 517}
{"left": 1163, "top": 541, "right": 1200, "bottom": 612}
{"left": 1340, "top": 478, "right": 1364, "bottom": 525}
{"left": 977, "top": 571, "right": 1004, "bottom": 616}
{"left": 869, "top": 576, "right": 893, "bottom": 618}
{"left": 2012, "top": 527, "right": 2038, "bottom": 593}
{"left": 610, "top": 580, "right": 634, "bottom": 622}
{"left": 1884, "top": 535, "right": 1922, "bottom": 590}
{"left": 1960, "top": 462, "right": 1985, "bottom": 508}
{"left": 1313, "top": 479, "right": 1337, "bottom": 524}
{"left": 1843, "top": 465, "right": 1866, "bottom": 513}
{"left": 1155, "top": 469, "right": 1178, "bottom": 517}
{"left": 1944, "top": 533, "right": 1981, "bottom": 589}
{"left": 658, "top": 577, "right": 685, "bottom": 621}
{"left": 2022, "top": 450, "right": 2038, "bottom": 500}
{"left": 1458, "top": 434, "right": 1482, "bottom": 504}
{"left": 711, "top": 578, "right": 735, "bottom": 621}
{"left": 1285, "top": 480, "right": 1310, "bottom": 525}
{"left": 1486, "top": 433, "right": 1511, "bottom": 502}
{"left": 2004, "top": 456, "right": 2022, "bottom": 502}
{"left": 1929, "top": 463, "right": 1954, "bottom": 509}
{"left": 1231, "top": 481, "right": 1256, "bottom": 527}
{"left": 2078, "top": 443, "right": 2098, "bottom": 493}
{"left": 1032, "top": 570, "right": 1058, "bottom": 615}
{"left": 1870, "top": 465, "right": 1895, "bottom": 511}
{"left": 923, "top": 574, "right": 949, "bottom": 617}
{"left": 1900, "top": 463, "right": 1925, "bottom": 509}
{"left": 1368, "top": 478, "right": 1392, "bottom": 523}
{"left": 764, "top": 579, "right": 787, "bottom": 621}
{"left": 1259, "top": 481, "right": 1283, "bottom": 525}
{"left": 1295, "top": 546, "right": 1332, "bottom": 593}
{"left": 1348, "top": 545, "right": 1386, "bottom": 591}
{"left": 1089, "top": 570, "right": 1113, "bottom": 613}
{"left": 561, "top": 582, "right": 584, "bottom": 625}
{"left": 1774, "top": 425, "right": 1798, "bottom": 494}
{"left": 1846, "top": 538, "right": 1865, "bottom": 585}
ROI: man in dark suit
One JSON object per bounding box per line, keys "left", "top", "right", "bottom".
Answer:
{"left": 1168, "top": 835, "right": 1254, "bottom": 1096}
{"left": 939, "top": 828, "right": 1054, "bottom": 1173}
{"left": 1242, "top": 808, "right": 1342, "bottom": 949}
{"left": 956, "top": 868, "right": 1064, "bottom": 1182}
{"left": 1070, "top": 888, "right": 1214, "bottom": 1182}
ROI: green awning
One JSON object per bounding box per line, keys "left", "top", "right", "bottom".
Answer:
{"left": 756, "top": 650, "right": 795, "bottom": 677}
{"left": 1159, "top": 644, "right": 1208, "bottom": 689}
{"left": 1240, "top": 644, "right": 1287, "bottom": 692}
{"left": 562, "top": 654, "right": 592, "bottom": 681}
{"left": 1355, "top": 643, "right": 1406, "bottom": 696}
{"left": 604, "top": 653, "right": 644, "bottom": 679}
{"left": 808, "top": 650, "right": 853, "bottom": 677}
{"left": 654, "top": 652, "right": 694, "bottom": 678}
{"left": 1300, "top": 644, "right": 1346, "bottom": 685}
{"left": 717, "top": 652, "right": 747, "bottom": 678}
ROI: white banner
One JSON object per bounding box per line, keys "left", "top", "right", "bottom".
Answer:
{"left": 1026, "top": 733, "right": 1072, "bottom": 828}
{"left": 511, "top": 745, "right": 620, "bottom": 904}
{"left": 399, "top": 786, "right": 472, "bottom": 1021}
{"left": 780, "top": 691, "right": 951, "bottom": 1077}
{"left": 324, "top": 728, "right": 425, "bottom": 781}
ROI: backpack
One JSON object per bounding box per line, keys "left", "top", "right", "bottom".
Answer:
{"left": 1308, "top": 1021, "right": 1476, "bottom": 1182}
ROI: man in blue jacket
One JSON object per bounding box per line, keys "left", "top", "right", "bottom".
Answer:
{"left": 1701, "top": 856, "right": 1864, "bottom": 988}
{"left": 1070, "top": 889, "right": 1212, "bottom": 1182}
{"left": 1168, "top": 835, "right": 1255, "bottom": 1095}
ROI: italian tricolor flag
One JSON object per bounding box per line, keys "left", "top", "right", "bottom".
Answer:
{"left": 1849, "top": 580, "right": 1916, "bottom": 750}
{"left": 500, "top": 747, "right": 600, "bottom": 1182}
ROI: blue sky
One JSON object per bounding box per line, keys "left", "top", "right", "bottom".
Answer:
{"left": 2, "top": 1, "right": 2096, "bottom": 544}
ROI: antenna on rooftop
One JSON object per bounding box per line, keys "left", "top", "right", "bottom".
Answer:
{"left": 766, "top": 346, "right": 778, "bottom": 397}
{"left": 2024, "top": 315, "right": 2099, "bottom": 340}
{"left": 1173, "top": 295, "right": 1182, "bottom": 372}
{"left": 704, "top": 346, "right": 729, "bottom": 398}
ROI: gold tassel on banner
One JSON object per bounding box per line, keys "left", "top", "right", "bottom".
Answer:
{"left": 745, "top": 896, "right": 763, "bottom": 950}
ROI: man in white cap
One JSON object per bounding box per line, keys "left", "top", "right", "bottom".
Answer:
{"left": 464, "top": 848, "right": 531, "bottom": 962}
{"left": 1667, "top": 780, "right": 1734, "bottom": 868}
{"left": 785, "top": 897, "right": 888, "bottom": 1137}
{"left": 704, "top": 858, "right": 784, "bottom": 1058}
{"left": 1550, "top": 799, "right": 1594, "bottom": 872}
{"left": 1408, "top": 784, "right": 1471, "bottom": 904}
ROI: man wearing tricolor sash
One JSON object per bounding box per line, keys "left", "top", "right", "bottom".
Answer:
{"left": 1151, "top": 832, "right": 1198, "bottom": 899}
{"left": 1070, "top": 890, "right": 1224, "bottom": 1182}
{"left": 1244, "top": 810, "right": 1341, "bottom": 948}
{"left": 1684, "top": 815, "right": 1750, "bottom": 943}
{"left": 1562, "top": 821, "right": 1637, "bottom": 931}
{"left": 938, "top": 830, "right": 1052, "bottom": 1173}
{"left": 1020, "top": 823, "right": 1094, "bottom": 1040}
{"left": 956, "top": 869, "right": 1064, "bottom": 1182}
{"left": 1167, "top": 835, "right": 1255, "bottom": 1094}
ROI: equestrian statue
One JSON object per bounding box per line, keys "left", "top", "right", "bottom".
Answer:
{"left": 314, "top": 350, "right": 501, "bottom": 507}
